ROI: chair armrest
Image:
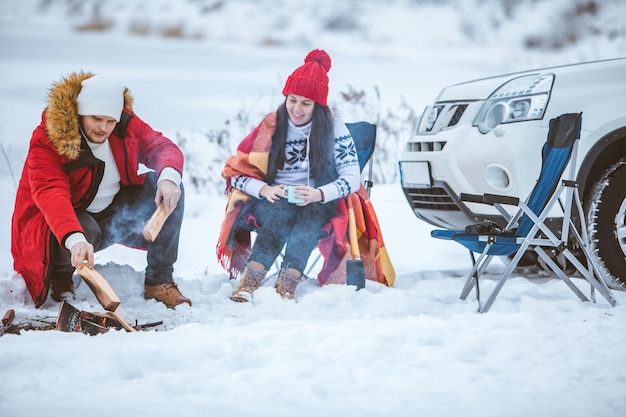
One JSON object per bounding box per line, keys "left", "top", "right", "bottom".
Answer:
{"left": 460, "top": 193, "right": 485, "bottom": 204}
{"left": 483, "top": 193, "right": 520, "bottom": 206}
{"left": 460, "top": 193, "right": 520, "bottom": 206}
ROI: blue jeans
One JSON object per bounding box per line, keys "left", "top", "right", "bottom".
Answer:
{"left": 247, "top": 198, "right": 336, "bottom": 273}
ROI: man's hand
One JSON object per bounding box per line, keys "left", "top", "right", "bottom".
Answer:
{"left": 70, "top": 241, "right": 95, "bottom": 268}
{"left": 155, "top": 179, "right": 181, "bottom": 215}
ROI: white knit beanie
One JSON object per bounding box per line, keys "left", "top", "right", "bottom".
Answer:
{"left": 77, "top": 75, "right": 125, "bottom": 122}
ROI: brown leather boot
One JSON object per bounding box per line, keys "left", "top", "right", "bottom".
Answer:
{"left": 275, "top": 267, "right": 303, "bottom": 300}
{"left": 51, "top": 275, "right": 76, "bottom": 302}
{"left": 145, "top": 283, "right": 192, "bottom": 308}
{"left": 230, "top": 260, "right": 267, "bottom": 303}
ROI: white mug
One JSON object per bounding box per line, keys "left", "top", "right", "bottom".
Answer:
{"left": 282, "top": 185, "right": 305, "bottom": 204}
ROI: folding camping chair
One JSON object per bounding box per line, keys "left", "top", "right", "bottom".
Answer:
{"left": 431, "top": 112, "right": 617, "bottom": 313}
{"left": 246, "top": 121, "right": 377, "bottom": 281}
{"left": 345, "top": 121, "right": 377, "bottom": 196}
{"left": 294, "top": 121, "right": 377, "bottom": 278}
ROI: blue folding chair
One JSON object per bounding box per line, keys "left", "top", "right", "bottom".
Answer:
{"left": 432, "top": 113, "right": 617, "bottom": 312}
{"left": 294, "top": 121, "right": 377, "bottom": 278}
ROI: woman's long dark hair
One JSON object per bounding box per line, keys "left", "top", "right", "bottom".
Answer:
{"left": 271, "top": 100, "right": 334, "bottom": 178}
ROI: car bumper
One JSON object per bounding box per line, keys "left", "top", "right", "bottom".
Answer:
{"left": 399, "top": 111, "right": 554, "bottom": 230}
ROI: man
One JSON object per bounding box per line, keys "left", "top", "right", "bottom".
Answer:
{"left": 11, "top": 72, "right": 191, "bottom": 309}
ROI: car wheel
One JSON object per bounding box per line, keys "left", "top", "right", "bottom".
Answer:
{"left": 586, "top": 158, "right": 626, "bottom": 290}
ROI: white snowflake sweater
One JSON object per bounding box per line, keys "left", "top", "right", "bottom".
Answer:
{"left": 232, "top": 117, "right": 361, "bottom": 203}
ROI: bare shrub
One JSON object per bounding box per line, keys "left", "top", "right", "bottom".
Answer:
{"left": 74, "top": 17, "right": 114, "bottom": 32}
{"left": 159, "top": 23, "right": 186, "bottom": 38}
{"left": 259, "top": 37, "right": 284, "bottom": 47}
{"left": 72, "top": 0, "right": 113, "bottom": 32}
{"left": 335, "top": 85, "right": 418, "bottom": 185}
{"left": 199, "top": 0, "right": 226, "bottom": 14}
{"left": 524, "top": 0, "right": 613, "bottom": 50}
{"left": 177, "top": 130, "right": 230, "bottom": 194}
{"left": 0, "top": 133, "right": 17, "bottom": 189}
{"left": 128, "top": 20, "right": 152, "bottom": 36}
{"left": 324, "top": 14, "right": 360, "bottom": 32}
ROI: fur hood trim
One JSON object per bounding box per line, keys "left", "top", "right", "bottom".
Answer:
{"left": 44, "top": 71, "right": 134, "bottom": 159}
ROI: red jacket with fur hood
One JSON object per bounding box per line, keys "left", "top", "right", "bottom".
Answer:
{"left": 11, "top": 72, "right": 184, "bottom": 307}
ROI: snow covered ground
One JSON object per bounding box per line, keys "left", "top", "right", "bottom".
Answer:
{"left": 1, "top": 1, "right": 625, "bottom": 416}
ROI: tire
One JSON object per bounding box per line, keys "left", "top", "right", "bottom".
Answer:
{"left": 586, "top": 159, "right": 626, "bottom": 290}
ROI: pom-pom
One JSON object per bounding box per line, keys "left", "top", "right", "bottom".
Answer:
{"left": 304, "top": 49, "right": 331, "bottom": 72}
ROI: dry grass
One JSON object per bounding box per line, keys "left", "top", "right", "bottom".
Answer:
{"left": 74, "top": 17, "right": 114, "bottom": 32}
{"left": 128, "top": 20, "right": 205, "bottom": 40}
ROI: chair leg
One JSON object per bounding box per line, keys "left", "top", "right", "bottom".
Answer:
{"left": 460, "top": 251, "right": 479, "bottom": 300}
{"left": 561, "top": 191, "right": 617, "bottom": 306}
{"left": 568, "top": 195, "right": 616, "bottom": 303}
{"left": 479, "top": 238, "right": 534, "bottom": 313}
{"left": 265, "top": 248, "right": 321, "bottom": 283}
{"left": 460, "top": 245, "right": 492, "bottom": 300}
{"left": 470, "top": 251, "right": 480, "bottom": 303}
{"left": 534, "top": 246, "right": 589, "bottom": 302}
{"left": 562, "top": 246, "right": 617, "bottom": 306}
{"left": 303, "top": 250, "right": 323, "bottom": 278}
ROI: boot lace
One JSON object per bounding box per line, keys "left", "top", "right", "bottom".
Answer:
{"left": 278, "top": 269, "right": 303, "bottom": 298}
{"left": 241, "top": 266, "right": 265, "bottom": 292}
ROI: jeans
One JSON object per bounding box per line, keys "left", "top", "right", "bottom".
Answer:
{"left": 50, "top": 172, "right": 184, "bottom": 286}
{"left": 247, "top": 198, "right": 335, "bottom": 273}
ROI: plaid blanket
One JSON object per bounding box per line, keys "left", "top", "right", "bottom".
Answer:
{"left": 216, "top": 112, "right": 395, "bottom": 287}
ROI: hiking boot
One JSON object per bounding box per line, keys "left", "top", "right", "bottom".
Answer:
{"left": 275, "top": 267, "right": 303, "bottom": 300}
{"left": 51, "top": 275, "right": 76, "bottom": 302}
{"left": 145, "top": 283, "right": 192, "bottom": 308}
{"left": 230, "top": 261, "right": 267, "bottom": 303}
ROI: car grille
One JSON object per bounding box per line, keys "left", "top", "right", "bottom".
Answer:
{"left": 406, "top": 102, "right": 470, "bottom": 151}
{"left": 448, "top": 104, "right": 467, "bottom": 127}
{"left": 418, "top": 102, "right": 469, "bottom": 135}
{"left": 403, "top": 186, "right": 460, "bottom": 211}
{"left": 405, "top": 141, "right": 446, "bottom": 152}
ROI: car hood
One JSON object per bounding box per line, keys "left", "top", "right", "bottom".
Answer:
{"left": 435, "top": 58, "right": 626, "bottom": 102}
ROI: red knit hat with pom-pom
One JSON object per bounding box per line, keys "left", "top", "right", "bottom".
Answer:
{"left": 282, "top": 49, "right": 332, "bottom": 106}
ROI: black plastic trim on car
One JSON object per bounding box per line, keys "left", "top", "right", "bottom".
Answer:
{"left": 401, "top": 180, "right": 566, "bottom": 235}
{"left": 577, "top": 125, "right": 626, "bottom": 198}
{"left": 448, "top": 104, "right": 467, "bottom": 127}
{"left": 400, "top": 180, "right": 481, "bottom": 227}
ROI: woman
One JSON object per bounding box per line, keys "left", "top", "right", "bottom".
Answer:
{"left": 217, "top": 49, "right": 362, "bottom": 302}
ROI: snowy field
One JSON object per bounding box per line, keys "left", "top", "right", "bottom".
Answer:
{"left": 1, "top": 1, "right": 625, "bottom": 416}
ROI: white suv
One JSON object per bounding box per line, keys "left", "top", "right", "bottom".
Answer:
{"left": 399, "top": 58, "right": 626, "bottom": 288}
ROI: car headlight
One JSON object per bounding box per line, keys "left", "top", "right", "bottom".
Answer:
{"left": 474, "top": 73, "right": 554, "bottom": 134}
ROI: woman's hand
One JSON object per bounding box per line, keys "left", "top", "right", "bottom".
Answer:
{"left": 260, "top": 185, "right": 285, "bottom": 203}
{"left": 292, "top": 185, "right": 323, "bottom": 206}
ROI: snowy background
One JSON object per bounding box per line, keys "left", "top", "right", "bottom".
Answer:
{"left": 1, "top": 0, "right": 625, "bottom": 416}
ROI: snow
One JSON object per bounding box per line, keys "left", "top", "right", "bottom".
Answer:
{"left": 1, "top": 1, "right": 625, "bottom": 416}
